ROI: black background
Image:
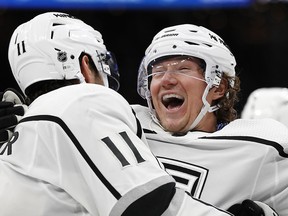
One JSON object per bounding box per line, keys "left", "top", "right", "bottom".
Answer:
{"left": 1, "top": 2, "right": 288, "bottom": 114}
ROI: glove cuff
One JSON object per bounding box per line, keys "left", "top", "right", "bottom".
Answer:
{"left": 3, "top": 88, "right": 25, "bottom": 104}
{"left": 254, "top": 201, "right": 278, "bottom": 216}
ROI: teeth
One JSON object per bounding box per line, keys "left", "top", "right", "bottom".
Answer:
{"left": 162, "top": 94, "right": 184, "bottom": 101}
{"left": 162, "top": 94, "right": 184, "bottom": 109}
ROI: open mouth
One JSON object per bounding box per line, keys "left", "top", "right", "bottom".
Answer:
{"left": 162, "top": 94, "right": 184, "bottom": 110}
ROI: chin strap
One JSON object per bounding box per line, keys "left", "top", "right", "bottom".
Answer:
{"left": 188, "top": 65, "right": 223, "bottom": 131}
{"left": 188, "top": 84, "right": 219, "bottom": 131}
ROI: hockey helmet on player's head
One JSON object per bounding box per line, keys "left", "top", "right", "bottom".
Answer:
{"left": 138, "top": 24, "right": 236, "bottom": 99}
{"left": 8, "top": 12, "right": 120, "bottom": 96}
{"left": 241, "top": 87, "right": 288, "bottom": 127}
{"left": 137, "top": 24, "right": 237, "bottom": 131}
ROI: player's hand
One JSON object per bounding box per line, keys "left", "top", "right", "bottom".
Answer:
{"left": 0, "top": 88, "right": 27, "bottom": 144}
{"left": 227, "top": 199, "right": 278, "bottom": 216}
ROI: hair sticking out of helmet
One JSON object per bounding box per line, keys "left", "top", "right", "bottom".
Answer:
{"left": 137, "top": 24, "right": 236, "bottom": 132}
{"left": 8, "top": 12, "right": 120, "bottom": 95}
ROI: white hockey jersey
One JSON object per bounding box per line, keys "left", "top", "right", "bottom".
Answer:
{"left": 0, "top": 84, "right": 232, "bottom": 216}
{"left": 132, "top": 104, "right": 288, "bottom": 215}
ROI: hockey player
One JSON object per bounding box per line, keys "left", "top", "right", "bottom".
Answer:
{"left": 134, "top": 24, "right": 287, "bottom": 215}
{"left": 0, "top": 13, "right": 233, "bottom": 216}
{"left": 0, "top": 16, "right": 284, "bottom": 216}
{"left": 241, "top": 87, "right": 288, "bottom": 127}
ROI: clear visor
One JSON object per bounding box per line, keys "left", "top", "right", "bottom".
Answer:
{"left": 97, "top": 50, "right": 120, "bottom": 91}
{"left": 147, "top": 56, "right": 206, "bottom": 83}
{"left": 105, "top": 51, "right": 120, "bottom": 91}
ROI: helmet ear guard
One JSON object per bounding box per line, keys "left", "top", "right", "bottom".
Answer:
{"left": 209, "top": 65, "right": 223, "bottom": 88}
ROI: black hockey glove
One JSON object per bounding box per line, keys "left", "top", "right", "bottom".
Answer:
{"left": 0, "top": 88, "right": 27, "bottom": 144}
{"left": 227, "top": 199, "right": 278, "bottom": 216}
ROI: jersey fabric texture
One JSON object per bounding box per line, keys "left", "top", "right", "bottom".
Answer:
{"left": 132, "top": 104, "right": 288, "bottom": 215}
{"left": 0, "top": 84, "right": 232, "bottom": 216}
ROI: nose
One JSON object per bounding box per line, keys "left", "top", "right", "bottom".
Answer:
{"left": 161, "top": 70, "right": 178, "bottom": 87}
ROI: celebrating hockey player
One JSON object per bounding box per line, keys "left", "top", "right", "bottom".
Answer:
{"left": 134, "top": 24, "right": 287, "bottom": 215}
{"left": 0, "top": 12, "right": 233, "bottom": 216}
{"left": 0, "top": 15, "right": 286, "bottom": 216}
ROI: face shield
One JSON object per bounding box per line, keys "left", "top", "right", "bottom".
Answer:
{"left": 147, "top": 55, "right": 206, "bottom": 83}
{"left": 96, "top": 50, "right": 120, "bottom": 91}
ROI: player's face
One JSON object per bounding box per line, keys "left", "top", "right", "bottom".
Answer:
{"left": 150, "top": 56, "right": 208, "bottom": 133}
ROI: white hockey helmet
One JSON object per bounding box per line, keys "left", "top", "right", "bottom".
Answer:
{"left": 137, "top": 24, "right": 236, "bottom": 131}
{"left": 8, "top": 12, "right": 120, "bottom": 95}
{"left": 241, "top": 87, "right": 288, "bottom": 127}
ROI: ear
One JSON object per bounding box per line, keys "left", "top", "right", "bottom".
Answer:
{"left": 210, "top": 78, "right": 228, "bottom": 100}
{"left": 80, "top": 55, "right": 94, "bottom": 83}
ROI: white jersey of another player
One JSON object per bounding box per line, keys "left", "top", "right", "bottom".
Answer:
{"left": 0, "top": 84, "right": 232, "bottom": 216}
{"left": 132, "top": 104, "right": 288, "bottom": 215}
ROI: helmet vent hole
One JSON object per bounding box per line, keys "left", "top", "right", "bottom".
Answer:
{"left": 173, "top": 45, "right": 177, "bottom": 49}
{"left": 189, "top": 30, "right": 197, "bottom": 33}
{"left": 203, "top": 43, "right": 212, "bottom": 47}
{"left": 184, "top": 41, "right": 199, "bottom": 46}
{"left": 51, "top": 31, "right": 54, "bottom": 39}
{"left": 52, "top": 23, "right": 64, "bottom": 26}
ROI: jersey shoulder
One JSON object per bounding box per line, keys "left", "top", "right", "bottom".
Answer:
{"left": 131, "top": 104, "right": 163, "bottom": 132}
{"left": 29, "top": 84, "right": 131, "bottom": 118}
{"left": 214, "top": 118, "right": 288, "bottom": 146}
{"left": 25, "top": 84, "right": 139, "bottom": 136}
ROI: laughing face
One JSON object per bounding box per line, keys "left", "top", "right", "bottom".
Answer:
{"left": 149, "top": 56, "right": 215, "bottom": 133}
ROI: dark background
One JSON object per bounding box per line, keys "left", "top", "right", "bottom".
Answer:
{"left": 1, "top": 2, "right": 288, "bottom": 114}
